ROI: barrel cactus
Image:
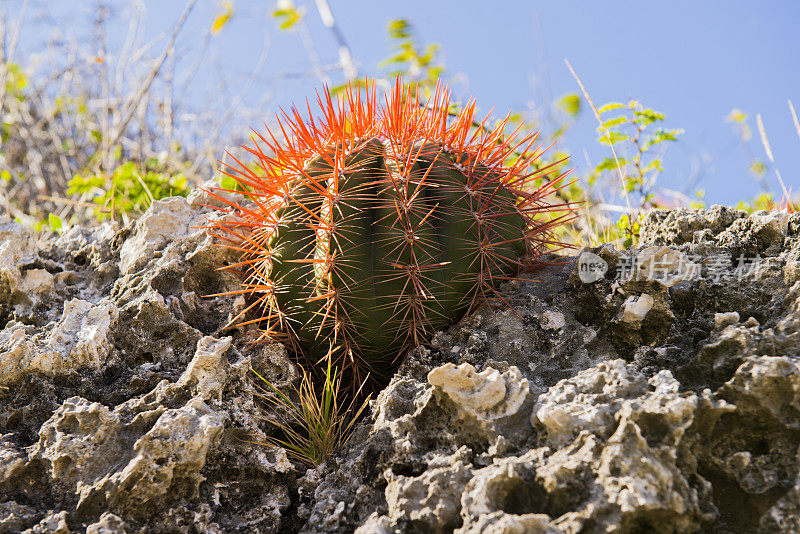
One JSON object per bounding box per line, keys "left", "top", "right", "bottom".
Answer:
{"left": 208, "top": 79, "right": 571, "bottom": 385}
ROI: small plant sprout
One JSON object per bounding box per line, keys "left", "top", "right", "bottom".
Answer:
{"left": 592, "top": 101, "right": 684, "bottom": 210}
{"left": 250, "top": 358, "right": 371, "bottom": 468}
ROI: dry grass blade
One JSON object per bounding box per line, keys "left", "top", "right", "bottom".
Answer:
{"left": 789, "top": 100, "right": 800, "bottom": 144}
{"left": 756, "top": 113, "right": 790, "bottom": 201}
{"left": 251, "top": 357, "right": 371, "bottom": 468}
{"left": 563, "top": 58, "right": 632, "bottom": 220}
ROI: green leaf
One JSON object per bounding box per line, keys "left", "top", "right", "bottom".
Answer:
{"left": 379, "top": 17, "right": 443, "bottom": 94}
{"left": 506, "top": 112, "right": 523, "bottom": 124}
{"left": 1, "top": 170, "right": 11, "bottom": 182}
{"left": 556, "top": 94, "right": 581, "bottom": 117}
{"left": 750, "top": 161, "right": 767, "bottom": 176}
{"left": 595, "top": 157, "right": 627, "bottom": 172}
{"left": 599, "top": 116, "right": 627, "bottom": 129}
{"left": 387, "top": 19, "right": 411, "bottom": 40}
{"left": 644, "top": 128, "right": 683, "bottom": 148}
{"left": 633, "top": 108, "right": 665, "bottom": 126}
{"left": 4, "top": 63, "right": 28, "bottom": 94}
{"left": 597, "top": 102, "right": 625, "bottom": 114}
{"left": 272, "top": 1, "right": 304, "bottom": 30}
{"left": 48, "top": 213, "right": 63, "bottom": 231}
{"left": 643, "top": 159, "right": 664, "bottom": 173}
{"left": 597, "top": 131, "right": 630, "bottom": 145}
{"left": 211, "top": 1, "right": 234, "bottom": 34}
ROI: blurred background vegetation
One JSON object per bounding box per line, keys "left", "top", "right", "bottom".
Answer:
{"left": 1, "top": 0, "right": 797, "bottom": 245}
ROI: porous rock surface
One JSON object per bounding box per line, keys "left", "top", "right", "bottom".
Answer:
{"left": 1, "top": 196, "right": 799, "bottom": 533}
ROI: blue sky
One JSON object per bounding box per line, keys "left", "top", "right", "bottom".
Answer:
{"left": 9, "top": 0, "right": 800, "bottom": 206}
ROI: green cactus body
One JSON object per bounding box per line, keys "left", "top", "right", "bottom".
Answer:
{"left": 209, "top": 80, "right": 570, "bottom": 383}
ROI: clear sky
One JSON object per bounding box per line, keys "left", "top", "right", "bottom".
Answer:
{"left": 8, "top": 0, "right": 800, "bottom": 206}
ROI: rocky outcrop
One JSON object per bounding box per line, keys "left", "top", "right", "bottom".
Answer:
{"left": 1, "top": 195, "right": 799, "bottom": 533}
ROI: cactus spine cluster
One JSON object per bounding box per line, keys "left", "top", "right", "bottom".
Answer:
{"left": 209, "top": 79, "right": 570, "bottom": 383}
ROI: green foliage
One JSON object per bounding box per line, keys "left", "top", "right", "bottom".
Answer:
{"left": 736, "top": 192, "right": 797, "bottom": 213}
{"left": 726, "top": 108, "right": 751, "bottom": 140}
{"left": 1, "top": 63, "right": 28, "bottom": 144}
{"left": 593, "top": 99, "right": 683, "bottom": 210}
{"left": 557, "top": 94, "right": 581, "bottom": 117}
{"left": 614, "top": 214, "right": 641, "bottom": 248}
{"left": 218, "top": 174, "right": 240, "bottom": 192}
{"left": 47, "top": 213, "right": 63, "bottom": 232}
{"left": 379, "top": 19, "right": 443, "bottom": 95}
{"left": 736, "top": 192, "right": 777, "bottom": 212}
{"left": 2, "top": 63, "right": 28, "bottom": 100}
{"left": 24, "top": 212, "right": 65, "bottom": 234}
{"left": 68, "top": 161, "right": 189, "bottom": 219}
{"left": 749, "top": 161, "right": 767, "bottom": 177}
{"left": 690, "top": 189, "right": 707, "bottom": 209}
{"left": 1, "top": 58, "right": 202, "bottom": 228}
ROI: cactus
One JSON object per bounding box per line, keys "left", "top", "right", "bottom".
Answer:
{"left": 208, "top": 79, "right": 572, "bottom": 384}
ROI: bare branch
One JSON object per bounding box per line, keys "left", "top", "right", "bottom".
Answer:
{"left": 314, "top": 0, "right": 357, "bottom": 81}
{"left": 106, "top": 0, "right": 197, "bottom": 154}
{"left": 0, "top": 0, "right": 30, "bottom": 129}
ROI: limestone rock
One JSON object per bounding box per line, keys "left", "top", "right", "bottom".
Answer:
{"left": 619, "top": 293, "right": 654, "bottom": 324}
{"left": 0, "top": 298, "right": 118, "bottom": 386}
{"left": 635, "top": 246, "right": 700, "bottom": 287}
{"left": 2, "top": 200, "right": 800, "bottom": 533}
{"left": 532, "top": 360, "right": 647, "bottom": 446}
{"left": 119, "top": 197, "right": 201, "bottom": 275}
{"left": 428, "top": 363, "right": 530, "bottom": 421}
{"left": 85, "top": 512, "right": 128, "bottom": 534}
{"left": 384, "top": 455, "right": 472, "bottom": 531}
{"left": 0, "top": 500, "right": 39, "bottom": 533}
{"left": 0, "top": 220, "right": 36, "bottom": 295}
{"left": 23, "top": 511, "right": 70, "bottom": 533}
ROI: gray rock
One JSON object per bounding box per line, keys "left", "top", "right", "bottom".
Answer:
{"left": 2, "top": 201, "right": 800, "bottom": 533}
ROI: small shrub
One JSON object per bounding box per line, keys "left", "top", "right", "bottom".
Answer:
{"left": 68, "top": 161, "right": 189, "bottom": 220}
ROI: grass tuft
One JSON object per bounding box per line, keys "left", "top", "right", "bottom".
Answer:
{"left": 250, "top": 357, "right": 371, "bottom": 468}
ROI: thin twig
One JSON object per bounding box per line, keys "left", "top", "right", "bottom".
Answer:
{"left": 177, "top": 25, "right": 213, "bottom": 103}
{"left": 564, "top": 59, "right": 631, "bottom": 219}
{"left": 0, "top": 0, "right": 29, "bottom": 121}
{"left": 106, "top": 0, "right": 197, "bottom": 152}
{"left": 298, "top": 17, "right": 330, "bottom": 84}
{"left": 38, "top": 194, "right": 111, "bottom": 212}
{"left": 212, "top": 26, "right": 271, "bottom": 146}
{"left": 314, "top": 0, "right": 357, "bottom": 81}
{"left": 95, "top": 1, "right": 112, "bottom": 171}
{"left": 163, "top": 49, "right": 175, "bottom": 141}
